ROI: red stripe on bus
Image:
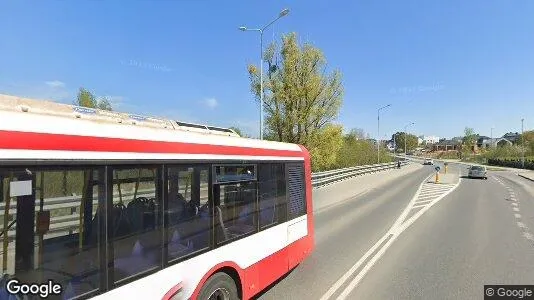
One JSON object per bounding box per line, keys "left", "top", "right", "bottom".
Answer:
{"left": 0, "top": 130, "right": 303, "bottom": 157}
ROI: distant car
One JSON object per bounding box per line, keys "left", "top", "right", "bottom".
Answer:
{"left": 468, "top": 165, "right": 487, "bottom": 179}
{"left": 423, "top": 158, "right": 434, "bottom": 165}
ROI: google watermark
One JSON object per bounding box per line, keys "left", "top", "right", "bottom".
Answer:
{"left": 389, "top": 82, "right": 445, "bottom": 95}
{"left": 5, "top": 279, "right": 63, "bottom": 298}
{"left": 120, "top": 59, "right": 172, "bottom": 72}
{"left": 484, "top": 285, "right": 534, "bottom": 299}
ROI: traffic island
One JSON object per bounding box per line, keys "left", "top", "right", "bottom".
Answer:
{"left": 427, "top": 173, "right": 459, "bottom": 184}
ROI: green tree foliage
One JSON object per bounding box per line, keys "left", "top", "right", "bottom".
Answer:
{"left": 229, "top": 127, "right": 243, "bottom": 136}
{"left": 347, "top": 128, "right": 367, "bottom": 140}
{"left": 308, "top": 124, "right": 344, "bottom": 172}
{"left": 462, "top": 127, "right": 478, "bottom": 146}
{"left": 336, "top": 131, "right": 391, "bottom": 168}
{"left": 247, "top": 32, "right": 344, "bottom": 171}
{"left": 393, "top": 132, "right": 418, "bottom": 152}
{"left": 247, "top": 32, "right": 343, "bottom": 147}
{"left": 519, "top": 130, "right": 534, "bottom": 154}
{"left": 74, "top": 88, "right": 112, "bottom": 111}
{"left": 97, "top": 96, "right": 112, "bottom": 111}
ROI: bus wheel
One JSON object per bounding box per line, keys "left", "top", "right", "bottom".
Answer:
{"left": 198, "top": 272, "right": 240, "bottom": 300}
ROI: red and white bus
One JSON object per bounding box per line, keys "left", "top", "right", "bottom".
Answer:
{"left": 0, "top": 95, "right": 314, "bottom": 300}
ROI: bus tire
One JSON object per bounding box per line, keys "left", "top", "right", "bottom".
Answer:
{"left": 198, "top": 272, "right": 240, "bottom": 300}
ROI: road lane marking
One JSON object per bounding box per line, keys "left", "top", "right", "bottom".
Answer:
{"left": 514, "top": 214, "right": 521, "bottom": 219}
{"left": 511, "top": 202, "right": 518, "bottom": 206}
{"left": 318, "top": 173, "right": 432, "bottom": 300}
{"left": 411, "top": 204, "right": 428, "bottom": 209}
{"left": 517, "top": 222, "right": 527, "bottom": 229}
{"left": 321, "top": 173, "right": 462, "bottom": 300}
{"left": 524, "top": 232, "right": 534, "bottom": 241}
{"left": 414, "top": 199, "right": 433, "bottom": 205}
{"left": 513, "top": 207, "right": 520, "bottom": 212}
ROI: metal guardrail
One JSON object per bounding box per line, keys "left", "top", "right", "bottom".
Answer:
{"left": 1, "top": 160, "right": 409, "bottom": 241}
{"left": 311, "top": 161, "right": 408, "bottom": 188}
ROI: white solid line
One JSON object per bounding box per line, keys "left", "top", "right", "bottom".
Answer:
{"left": 514, "top": 214, "right": 521, "bottom": 219}
{"left": 416, "top": 195, "right": 437, "bottom": 201}
{"left": 334, "top": 175, "right": 462, "bottom": 300}
{"left": 414, "top": 199, "right": 433, "bottom": 204}
{"left": 318, "top": 233, "right": 389, "bottom": 300}
{"left": 318, "top": 173, "right": 433, "bottom": 300}
{"left": 511, "top": 202, "right": 518, "bottom": 206}
{"left": 411, "top": 204, "right": 428, "bottom": 209}
{"left": 422, "top": 186, "right": 453, "bottom": 191}
{"left": 513, "top": 207, "right": 520, "bottom": 212}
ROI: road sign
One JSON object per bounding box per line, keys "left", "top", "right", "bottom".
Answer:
{"left": 435, "top": 166, "right": 441, "bottom": 172}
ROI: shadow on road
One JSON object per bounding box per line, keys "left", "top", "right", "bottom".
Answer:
{"left": 251, "top": 265, "right": 299, "bottom": 300}
{"left": 460, "top": 176, "right": 487, "bottom": 180}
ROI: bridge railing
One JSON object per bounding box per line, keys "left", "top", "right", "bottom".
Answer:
{"left": 0, "top": 159, "right": 409, "bottom": 240}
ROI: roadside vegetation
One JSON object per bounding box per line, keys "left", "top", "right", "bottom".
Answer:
{"left": 459, "top": 128, "right": 534, "bottom": 170}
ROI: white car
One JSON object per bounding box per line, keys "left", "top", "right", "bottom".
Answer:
{"left": 423, "top": 158, "right": 434, "bottom": 165}
{"left": 468, "top": 165, "right": 487, "bottom": 179}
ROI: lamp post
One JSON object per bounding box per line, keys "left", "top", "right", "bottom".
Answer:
{"left": 490, "top": 127, "right": 494, "bottom": 148}
{"left": 404, "top": 122, "right": 415, "bottom": 155}
{"left": 377, "top": 104, "right": 391, "bottom": 163}
{"left": 239, "top": 8, "right": 290, "bottom": 140}
{"left": 521, "top": 118, "right": 525, "bottom": 169}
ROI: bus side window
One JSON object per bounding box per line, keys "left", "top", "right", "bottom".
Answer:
{"left": 0, "top": 168, "right": 102, "bottom": 299}
{"left": 258, "top": 164, "right": 286, "bottom": 228}
{"left": 166, "top": 166, "right": 210, "bottom": 263}
{"left": 111, "top": 167, "right": 161, "bottom": 283}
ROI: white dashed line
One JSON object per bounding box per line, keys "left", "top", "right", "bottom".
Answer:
{"left": 501, "top": 183, "right": 534, "bottom": 245}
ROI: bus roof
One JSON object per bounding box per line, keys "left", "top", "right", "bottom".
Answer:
{"left": 0, "top": 93, "right": 239, "bottom": 137}
{"left": 0, "top": 94, "right": 305, "bottom": 156}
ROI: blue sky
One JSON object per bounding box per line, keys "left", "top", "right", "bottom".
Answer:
{"left": 1, "top": 0, "right": 533, "bottom": 139}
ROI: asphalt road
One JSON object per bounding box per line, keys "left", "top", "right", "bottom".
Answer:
{"left": 255, "top": 164, "right": 435, "bottom": 299}
{"left": 255, "top": 163, "right": 534, "bottom": 300}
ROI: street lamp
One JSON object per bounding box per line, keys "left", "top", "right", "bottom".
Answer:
{"left": 377, "top": 104, "right": 391, "bottom": 163}
{"left": 490, "top": 127, "right": 494, "bottom": 148}
{"left": 239, "top": 8, "right": 290, "bottom": 140}
{"left": 521, "top": 118, "right": 525, "bottom": 168}
{"left": 404, "top": 122, "right": 415, "bottom": 155}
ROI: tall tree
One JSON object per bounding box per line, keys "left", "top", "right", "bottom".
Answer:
{"left": 76, "top": 88, "right": 97, "bottom": 108}
{"left": 346, "top": 128, "right": 366, "bottom": 140}
{"left": 393, "top": 132, "right": 418, "bottom": 152}
{"left": 247, "top": 32, "right": 343, "bottom": 148}
{"left": 75, "top": 87, "right": 112, "bottom": 111}
{"left": 97, "top": 96, "right": 112, "bottom": 111}
{"left": 462, "top": 127, "right": 478, "bottom": 146}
